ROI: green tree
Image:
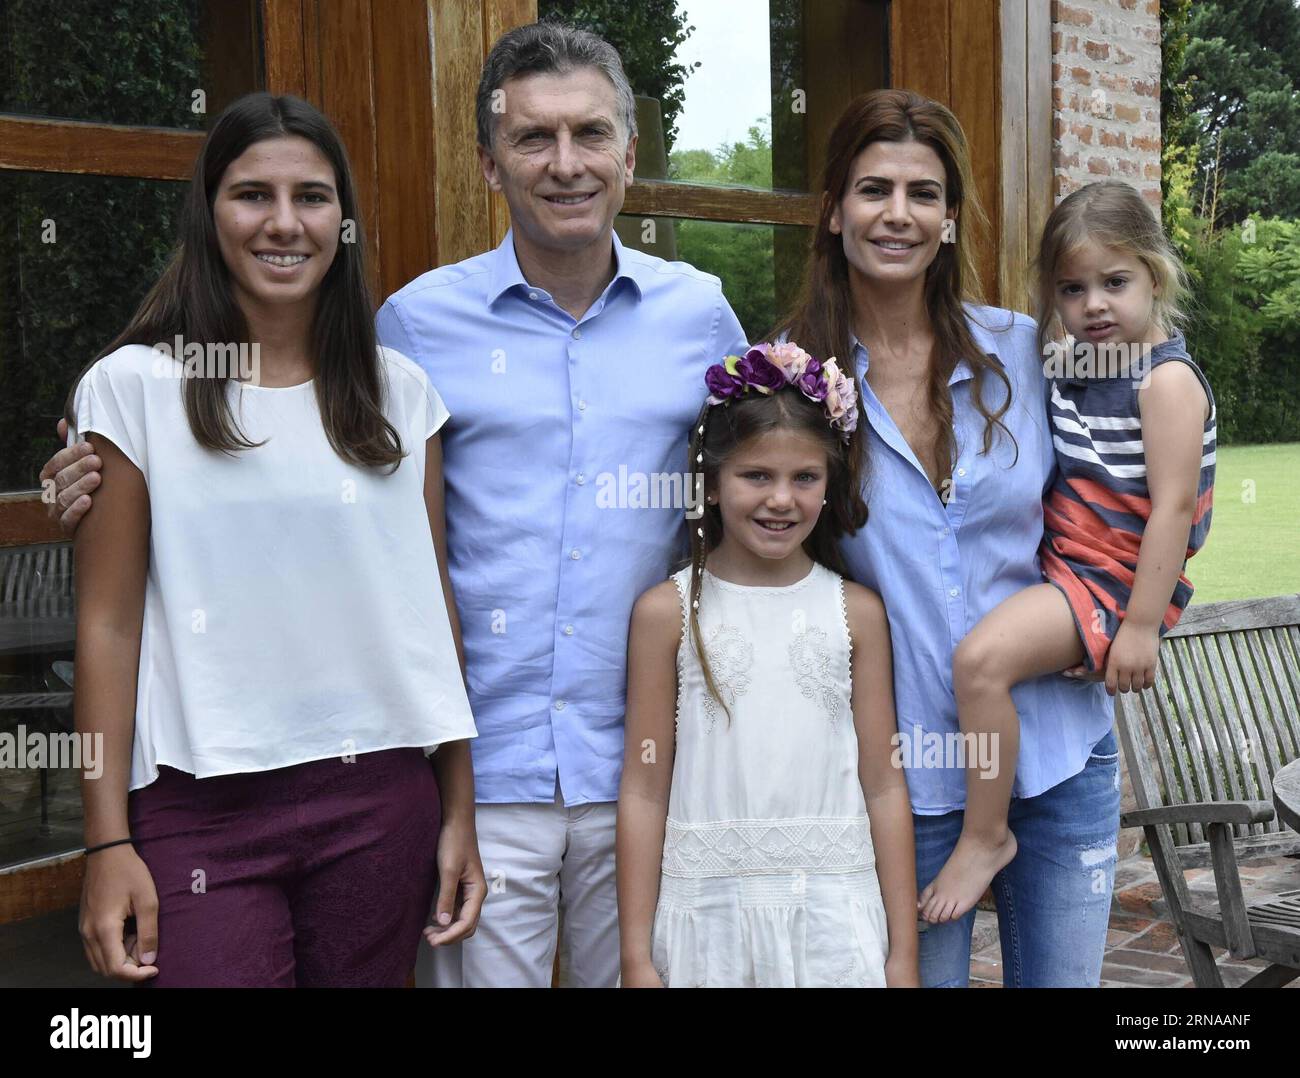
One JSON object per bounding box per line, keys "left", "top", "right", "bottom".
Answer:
{"left": 1180, "top": 0, "right": 1300, "bottom": 224}
{"left": 669, "top": 122, "right": 792, "bottom": 340}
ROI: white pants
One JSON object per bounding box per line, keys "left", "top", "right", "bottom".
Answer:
{"left": 415, "top": 788, "right": 619, "bottom": 988}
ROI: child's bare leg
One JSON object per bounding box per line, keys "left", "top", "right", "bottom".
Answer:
{"left": 918, "top": 584, "right": 1084, "bottom": 924}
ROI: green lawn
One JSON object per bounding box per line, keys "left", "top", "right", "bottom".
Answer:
{"left": 1189, "top": 442, "right": 1300, "bottom": 604}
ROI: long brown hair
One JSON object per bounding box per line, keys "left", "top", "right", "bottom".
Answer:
{"left": 685, "top": 386, "right": 868, "bottom": 722}
{"left": 772, "top": 89, "right": 1014, "bottom": 484}
{"left": 64, "top": 92, "right": 402, "bottom": 470}
{"left": 1034, "top": 179, "right": 1190, "bottom": 359}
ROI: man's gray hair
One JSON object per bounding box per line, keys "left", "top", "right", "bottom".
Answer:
{"left": 476, "top": 21, "right": 638, "bottom": 149}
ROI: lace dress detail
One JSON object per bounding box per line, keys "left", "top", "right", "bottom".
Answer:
{"left": 788, "top": 626, "right": 844, "bottom": 726}
{"left": 653, "top": 562, "right": 888, "bottom": 988}
{"left": 699, "top": 624, "right": 753, "bottom": 732}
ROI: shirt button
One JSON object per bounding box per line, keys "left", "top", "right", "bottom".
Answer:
{"left": 575, "top": 473, "right": 586, "bottom": 485}
{"left": 577, "top": 400, "right": 587, "bottom": 411}
{"left": 564, "top": 624, "right": 574, "bottom": 635}
{"left": 554, "top": 699, "right": 567, "bottom": 711}
{"left": 941, "top": 526, "right": 951, "bottom": 537}
{"left": 528, "top": 291, "right": 538, "bottom": 300}
{"left": 572, "top": 328, "right": 582, "bottom": 340}
{"left": 949, "top": 586, "right": 961, "bottom": 597}
{"left": 956, "top": 467, "right": 967, "bottom": 477}
{"left": 570, "top": 548, "right": 582, "bottom": 560}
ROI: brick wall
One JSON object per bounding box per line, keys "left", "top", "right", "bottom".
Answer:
{"left": 1052, "top": 0, "right": 1162, "bottom": 211}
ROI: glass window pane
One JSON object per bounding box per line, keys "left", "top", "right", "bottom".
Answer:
{"left": 539, "top": 0, "right": 888, "bottom": 192}
{"left": 0, "top": 541, "right": 78, "bottom": 869}
{"left": 0, "top": 171, "right": 187, "bottom": 493}
{"left": 0, "top": 0, "right": 264, "bottom": 130}
{"left": 616, "top": 212, "right": 810, "bottom": 343}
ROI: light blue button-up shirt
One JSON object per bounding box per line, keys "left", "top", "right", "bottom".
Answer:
{"left": 376, "top": 230, "right": 747, "bottom": 805}
{"left": 838, "top": 304, "right": 1112, "bottom": 814}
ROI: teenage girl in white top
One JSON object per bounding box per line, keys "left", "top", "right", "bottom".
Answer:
{"left": 67, "top": 93, "right": 483, "bottom": 987}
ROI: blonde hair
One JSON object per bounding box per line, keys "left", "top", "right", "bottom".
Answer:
{"left": 1034, "top": 180, "right": 1189, "bottom": 358}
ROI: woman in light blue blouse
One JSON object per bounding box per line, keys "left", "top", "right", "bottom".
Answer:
{"left": 773, "top": 89, "right": 1119, "bottom": 986}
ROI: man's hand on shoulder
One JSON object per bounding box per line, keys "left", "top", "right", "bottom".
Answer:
{"left": 39, "top": 418, "right": 102, "bottom": 535}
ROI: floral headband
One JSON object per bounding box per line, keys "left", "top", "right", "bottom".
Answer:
{"left": 703, "top": 341, "right": 859, "bottom": 441}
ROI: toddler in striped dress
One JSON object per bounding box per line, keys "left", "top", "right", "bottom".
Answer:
{"left": 919, "top": 181, "right": 1215, "bottom": 924}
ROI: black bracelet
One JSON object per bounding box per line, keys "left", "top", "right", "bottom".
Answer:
{"left": 84, "top": 838, "right": 133, "bottom": 856}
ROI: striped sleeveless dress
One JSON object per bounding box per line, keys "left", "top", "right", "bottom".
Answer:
{"left": 1040, "top": 332, "right": 1216, "bottom": 671}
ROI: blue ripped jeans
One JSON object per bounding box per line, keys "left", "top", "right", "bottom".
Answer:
{"left": 913, "top": 729, "right": 1121, "bottom": 987}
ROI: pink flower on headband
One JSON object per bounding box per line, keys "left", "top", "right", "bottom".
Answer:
{"left": 701, "top": 340, "right": 859, "bottom": 440}
{"left": 768, "top": 340, "right": 813, "bottom": 377}
{"left": 823, "top": 358, "right": 859, "bottom": 437}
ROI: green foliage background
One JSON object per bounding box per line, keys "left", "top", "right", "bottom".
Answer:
{"left": 1163, "top": 0, "right": 1300, "bottom": 444}
{"left": 0, "top": 0, "right": 209, "bottom": 490}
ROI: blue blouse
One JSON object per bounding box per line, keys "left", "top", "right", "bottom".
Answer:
{"left": 837, "top": 304, "right": 1113, "bottom": 814}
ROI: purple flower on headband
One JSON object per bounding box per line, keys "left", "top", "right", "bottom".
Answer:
{"left": 735, "top": 346, "right": 786, "bottom": 394}
{"left": 794, "top": 356, "right": 828, "bottom": 401}
{"left": 705, "top": 361, "right": 745, "bottom": 403}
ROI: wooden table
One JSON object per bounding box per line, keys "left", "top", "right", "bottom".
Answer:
{"left": 1274, "top": 757, "right": 1300, "bottom": 834}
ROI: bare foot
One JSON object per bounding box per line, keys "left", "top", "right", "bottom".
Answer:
{"left": 917, "top": 831, "right": 1018, "bottom": 924}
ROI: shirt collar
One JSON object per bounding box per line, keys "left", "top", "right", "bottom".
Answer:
{"left": 486, "top": 228, "right": 646, "bottom": 307}
{"left": 850, "top": 305, "right": 1005, "bottom": 387}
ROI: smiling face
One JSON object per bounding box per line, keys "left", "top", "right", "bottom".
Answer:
{"left": 212, "top": 134, "right": 341, "bottom": 320}
{"left": 1053, "top": 236, "right": 1163, "bottom": 347}
{"left": 710, "top": 427, "right": 830, "bottom": 567}
{"left": 829, "top": 137, "right": 956, "bottom": 290}
{"left": 477, "top": 67, "right": 636, "bottom": 260}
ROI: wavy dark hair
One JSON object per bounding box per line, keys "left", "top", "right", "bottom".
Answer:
{"left": 685, "top": 386, "right": 868, "bottom": 722}
{"left": 772, "top": 88, "right": 1015, "bottom": 485}
{"left": 64, "top": 92, "right": 402, "bottom": 469}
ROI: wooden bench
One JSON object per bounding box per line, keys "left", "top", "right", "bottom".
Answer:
{"left": 1115, "top": 594, "right": 1300, "bottom": 988}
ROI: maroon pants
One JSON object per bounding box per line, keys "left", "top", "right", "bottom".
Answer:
{"left": 127, "top": 748, "right": 440, "bottom": 987}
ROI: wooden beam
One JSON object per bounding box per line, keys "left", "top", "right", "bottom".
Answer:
{"left": 370, "top": 0, "right": 439, "bottom": 299}
{"left": 0, "top": 493, "right": 66, "bottom": 549}
{"left": 0, "top": 852, "right": 83, "bottom": 926}
{"left": 0, "top": 117, "right": 201, "bottom": 181}
{"left": 999, "top": 0, "right": 1029, "bottom": 312}
{"left": 262, "top": 0, "right": 308, "bottom": 96}
{"left": 431, "top": 0, "right": 492, "bottom": 267}
{"left": 623, "top": 181, "right": 818, "bottom": 227}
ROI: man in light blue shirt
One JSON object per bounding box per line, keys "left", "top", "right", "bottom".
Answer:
{"left": 379, "top": 22, "right": 746, "bottom": 987}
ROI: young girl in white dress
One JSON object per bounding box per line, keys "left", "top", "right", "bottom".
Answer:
{"left": 617, "top": 342, "right": 919, "bottom": 988}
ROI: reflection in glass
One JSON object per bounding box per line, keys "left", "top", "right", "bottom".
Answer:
{"left": 0, "top": 541, "right": 78, "bottom": 869}
{"left": 538, "top": 0, "right": 888, "bottom": 192}
{"left": 0, "top": 171, "right": 186, "bottom": 492}
{"left": 617, "top": 213, "right": 810, "bottom": 343}
{"left": 0, "top": 0, "right": 263, "bottom": 130}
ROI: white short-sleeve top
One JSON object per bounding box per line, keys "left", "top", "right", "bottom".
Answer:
{"left": 70, "top": 344, "right": 477, "bottom": 790}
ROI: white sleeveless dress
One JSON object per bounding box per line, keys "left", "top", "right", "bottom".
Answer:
{"left": 652, "top": 562, "right": 890, "bottom": 987}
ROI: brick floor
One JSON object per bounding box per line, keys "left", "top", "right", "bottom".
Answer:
{"left": 967, "top": 853, "right": 1300, "bottom": 988}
